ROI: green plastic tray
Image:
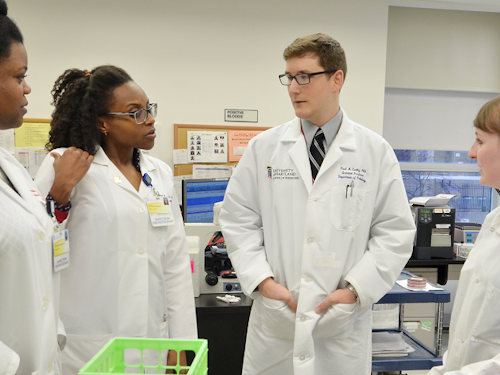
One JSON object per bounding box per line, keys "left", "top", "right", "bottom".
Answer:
{"left": 78, "top": 337, "right": 208, "bottom": 374}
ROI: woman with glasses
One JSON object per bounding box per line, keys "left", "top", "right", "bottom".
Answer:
{"left": 0, "top": 2, "right": 93, "bottom": 374}
{"left": 35, "top": 65, "right": 197, "bottom": 375}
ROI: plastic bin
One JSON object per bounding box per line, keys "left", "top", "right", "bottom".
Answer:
{"left": 78, "top": 338, "right": 208, "bottom": 375}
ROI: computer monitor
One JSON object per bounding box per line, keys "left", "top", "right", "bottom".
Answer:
{"left": 182, "top": 178, "right": 230, "bottom": 223}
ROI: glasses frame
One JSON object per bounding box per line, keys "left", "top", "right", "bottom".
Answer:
{"left": 278, "top": 70, "right": 338, "bottom": 86}
{"left": 105, "top": 103, "right": 157, "bottom": 124}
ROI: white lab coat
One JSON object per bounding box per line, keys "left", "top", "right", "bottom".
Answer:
{"left": 219, "top": 111, "right": 415, "bottom": 375}
{"left": 35, "top": 147, "right": 197, "bottom": 375}
{"left": 428, "top": 206, "right": 500, "bottom": 375}
{"left": 0, "top": 148, "right": 62, "bottom": 375}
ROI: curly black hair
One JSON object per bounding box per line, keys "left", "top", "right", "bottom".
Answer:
{"left": 0, "top": 0, "right": 24, "bottom": 61}
{"left": 46, "top": 65, "right": 132, "bottom": 154}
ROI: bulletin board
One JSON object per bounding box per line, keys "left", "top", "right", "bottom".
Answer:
{"left": 173, "top": 123, "right": 270, "bottom": 176}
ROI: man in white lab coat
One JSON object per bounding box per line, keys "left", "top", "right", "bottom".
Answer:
{"left": 219, "top": 33, "right": 415, "bottom": 375}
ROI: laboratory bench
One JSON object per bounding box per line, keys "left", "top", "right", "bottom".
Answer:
{"left": 195, "top": 294, "right": 252, "bottom": 375}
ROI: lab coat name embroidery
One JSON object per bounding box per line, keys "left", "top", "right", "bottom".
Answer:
{"left": 267, "top": 165, "right": 299, "bottom": 180}
{"left": 338, "top": 166, "right": 367, "bottom": 183}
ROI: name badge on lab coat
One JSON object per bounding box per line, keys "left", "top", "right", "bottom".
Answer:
{"left": 147, "top": 196, "right": 175, "bottom": 227}
{"left": 53, "top": 229, "right": 70, "bottom": 272}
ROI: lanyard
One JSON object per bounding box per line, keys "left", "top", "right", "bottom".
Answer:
{"left": 45, "top": 199, "right": 61, "bottom": 232}
{"left": 142, "top": 173, "right": 161, "bottom": 197}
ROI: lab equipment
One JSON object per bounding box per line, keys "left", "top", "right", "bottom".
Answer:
{"left": 187, "top": 236, "right": 201, "bottom": 297}
{"left": 184, "top": 223, "right": 242, "bottom": 294}
{"left": 453, "top": 242, "right": 474, "bottom": 259}
{"left": 411, "top": 205, "right": 456, "bottom": 259}
{"left": 454, "top": 223, "right": 481, "bottom": 244}
{"left": 182, "top": 178, "right": 229, "bottom": 223}
{"left": 203, "top": 231, "right": 242, "bottom": 294}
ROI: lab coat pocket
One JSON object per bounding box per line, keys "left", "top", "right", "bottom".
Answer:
{"left": 329, "top": 185, "right": 367, "bottom": 231}
{"left": 471, "top": 283, "right": 500, "bottom": 348}
{"left": 261, "top": 296, "right": 296, "bottom": 340}
{"left": 313, "top": 302, "right": 357, "bottom": 339}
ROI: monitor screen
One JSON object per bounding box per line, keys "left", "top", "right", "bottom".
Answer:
{"left": 182, "top": 178, "right": 230, "bottom": 223}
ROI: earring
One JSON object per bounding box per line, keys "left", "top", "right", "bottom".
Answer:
{"left": 104, "top": 130, "right": 108, "bottom": 136}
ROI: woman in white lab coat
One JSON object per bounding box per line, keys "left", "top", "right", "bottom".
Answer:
{"left": 0, "top": 3, "right": 92, "bottom": 374}
{"left": 35, "top": 66, "right": 197, "bottom": 375}
{"left": 427, "top": 97, "right": 500, "bottom": 375}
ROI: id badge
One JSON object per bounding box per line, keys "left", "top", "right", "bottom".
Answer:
{"left": 53, "top": 229, "right": 70, "bottom": 272}
{"left": 147, "top": 196, "right": 175, "bottom": 227}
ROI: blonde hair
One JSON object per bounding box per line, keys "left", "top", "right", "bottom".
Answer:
{"left": 474, "top": 96, "right": 500, "bottom": 136}
{"left": 283, "top": 33, "right": 347, "bottom": 80}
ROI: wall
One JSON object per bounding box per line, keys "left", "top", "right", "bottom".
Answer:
{"left": 384, "top": 88, "right": 498, "bottom": 150}
{"left": 386, "top": 6, "right": 500, "bottom": 93}
{"left": 383, "top": 5, "right": 500, "bottom": 151}
{"left": 9, "top": 0, "right": 390, "bottom": 167}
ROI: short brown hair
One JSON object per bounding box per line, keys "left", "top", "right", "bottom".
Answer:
{"left": 474, "top": 96, "right": 500, "bottom": 136}
{"left": 283, "top": 33, "right": 347, "bottom": 80}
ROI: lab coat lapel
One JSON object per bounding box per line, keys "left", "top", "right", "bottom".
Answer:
{"left": 282, "top": 119, "right": 313, "bottom": 194}
{"left": 0, "top": 151, "right": 47, "bottom": 224}
{"left": 315, "top": 114, "right": 357, "bottom": 181}
{"left": 93, "top": 147, "right": 140, "bottom": 196}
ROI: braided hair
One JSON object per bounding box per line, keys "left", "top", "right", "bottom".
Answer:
{"left": 47, "top": 65, "right": 132, "bottom": 154}
{"left": 0, "top": 0, "right": 23, "bottom": 61}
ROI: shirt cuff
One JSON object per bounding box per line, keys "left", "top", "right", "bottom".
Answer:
{"left": 46, "top": 192, "right": 71, "bottom": 223}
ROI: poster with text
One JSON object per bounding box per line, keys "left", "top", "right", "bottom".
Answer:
{"left": 228, "top": 131, "right": 263, "bottom": 161}
{"left": 188, "top": 131, "right": 227, "bottom": 163}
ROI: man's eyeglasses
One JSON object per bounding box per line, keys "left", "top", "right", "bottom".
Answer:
{"left": 278, "top": 70, "right": 338, "bottom": 86}
{"left": 106, "top": 103, "right": 158, "bottom": 124}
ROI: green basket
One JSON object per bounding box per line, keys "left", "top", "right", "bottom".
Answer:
{"left": 78, "top": 338, "right": 208, "bottom": 375}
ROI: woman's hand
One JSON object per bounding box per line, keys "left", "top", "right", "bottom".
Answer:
{"left": 49, "top": 147, "right": 93, "bottom": 205}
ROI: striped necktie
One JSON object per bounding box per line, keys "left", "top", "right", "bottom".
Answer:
{"left": 309, "top": 128, "right": 326, "bottom": 180}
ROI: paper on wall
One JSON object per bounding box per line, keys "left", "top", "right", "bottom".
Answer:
{"left": 228, "top": 130, "right": 263, "bottom": 162}
{"left": 15, "top": 147, "right": 48, "bottom": 179}
{"left": 187, "top": 131, "right": 227, "bottom": 163}
{"left": 173, "top": 149, "right": 189, "bottom": 164}
{"left": 0, "top": 129, "right": 15, "bottom": 154}
{"left": 192, "top": 164, "right": 232, "bottom": 179}
{"left": 15, "top": 122, "right": 51, "bottom": 148}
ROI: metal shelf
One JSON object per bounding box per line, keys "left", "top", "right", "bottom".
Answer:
{"left": 377, "top": 271, "right": 450, "bottom": 304}
{"left": 372, "top": 330, "right": 444, "bottom": 372}
{"left": 372, "top": 271, "right": 451, "bottom": 373}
